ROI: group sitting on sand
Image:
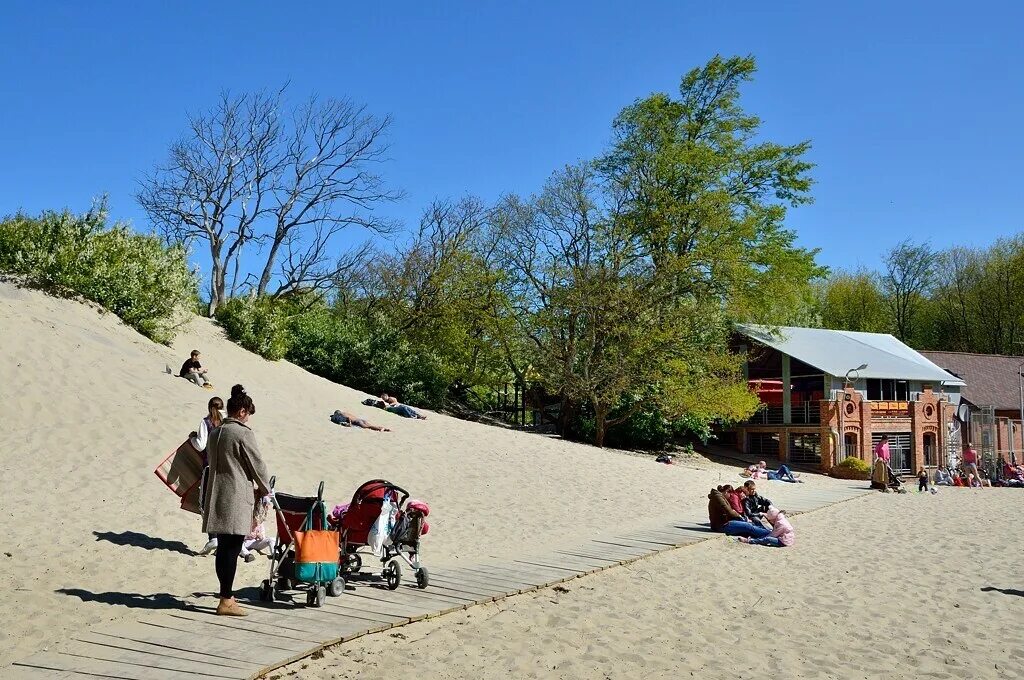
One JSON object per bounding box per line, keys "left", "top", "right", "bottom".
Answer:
{"left": 708, "top": 482, "right": 795, "bottom": 548}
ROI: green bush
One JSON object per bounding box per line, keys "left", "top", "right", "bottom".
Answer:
{"left": 214, "top": 296, "right": 292, "bottom": 361}
{"left": 831, "top": 455, "right": 871, "bottom": 480}
{"left": 286, "top": 305, "right": 449, "bottom": 407}
{"left": 0, "top": 205, "right": 196, "bottom": 344}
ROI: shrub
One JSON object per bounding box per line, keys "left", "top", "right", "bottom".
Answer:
{"left": 214, "top": 296, "right": 292, "bottom": 360}
{"left": 831, "top": 455, "right": 871, "bottom": 480}
{"left": 0, "top": 204, "right": 196, "bottom": 343}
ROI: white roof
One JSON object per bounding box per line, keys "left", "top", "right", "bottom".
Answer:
{"left": 736, "top": 324, "right": 965, "bottom": 385}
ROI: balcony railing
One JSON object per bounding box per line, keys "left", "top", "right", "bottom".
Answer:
{"left": 744, "top": 402, "right": 820, "bottom": 426}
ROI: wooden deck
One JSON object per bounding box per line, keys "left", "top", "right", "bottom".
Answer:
{"left": 10, "top": 484, "right": 869, "bottom": 679}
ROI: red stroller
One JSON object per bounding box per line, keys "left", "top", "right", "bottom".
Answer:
{"left": 332, "top": 479, "right": 430, "bottom": 590}
{"left": 260, "top": 477, "right": 345, "bottom": 607}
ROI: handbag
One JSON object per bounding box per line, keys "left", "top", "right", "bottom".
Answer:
{"left": 293, "top": 501, "right": 339, "bottom": 583}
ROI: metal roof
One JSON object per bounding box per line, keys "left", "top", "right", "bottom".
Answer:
{"left": 736, "top": 324, "right": 965, "bottom": 385}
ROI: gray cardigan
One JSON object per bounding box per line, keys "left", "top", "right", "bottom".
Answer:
{"left": 202, "top": 418, "right": 270, "bottom": 536}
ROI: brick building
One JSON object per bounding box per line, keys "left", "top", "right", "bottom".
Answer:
{"left": 731, "top": 325, "right": 964, "bottom": 473}
{"left": 920, "top": 351, "right": 1024, "bottom": 466}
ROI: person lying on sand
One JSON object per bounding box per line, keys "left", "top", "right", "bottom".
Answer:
{"left": 756, "top": 460, "right": 802, "bottom": 483}
{"left": 380, "top": 393, "right": 427, "bottom": 419}
{"left": 708, "top": 486, "right": 772, "bottom": 540}
{"left": 331, "top": 410, "right": 391, "bottom": 432}
{"left": 737, "top": 506, "right": 794, "bottom": 547}
{"left": 180, "top": 349, "right": 213, "bottom": 389}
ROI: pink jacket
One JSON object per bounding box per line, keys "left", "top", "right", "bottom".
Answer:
{"left": 766, "top": 508, "right": 795, "bottom": 546}
{"left": 874, "top": 441, "right": 890, "bottom": 462}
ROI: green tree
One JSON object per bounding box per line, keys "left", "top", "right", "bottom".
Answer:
{"left": 815, "top": 269, "right": 889, "bottom": 333}
{"left": 881, "top": 239, "right": 935, "bottom": 344}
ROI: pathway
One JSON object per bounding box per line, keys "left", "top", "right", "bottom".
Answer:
{"left": 10, "top": 483, "right": 869, "bottom": 679}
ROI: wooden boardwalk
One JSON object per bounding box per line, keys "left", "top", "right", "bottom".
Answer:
{"left": 10, "top": 484, "right": 869, "bottom": 679}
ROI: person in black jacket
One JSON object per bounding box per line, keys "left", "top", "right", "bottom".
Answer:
{"left": 741, "top": 481, "right": 773, "bottom": 523}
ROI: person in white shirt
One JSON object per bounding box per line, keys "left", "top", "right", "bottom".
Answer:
{"left": 192, "top": 396, "right": 224, "bottom": 556}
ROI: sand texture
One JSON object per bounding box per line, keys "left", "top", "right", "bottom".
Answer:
{"left": 0, "top": 281, "right": 850, "bottom": 668}
{"left": 296, "top": 489, "right": 1024, "bottom": 680}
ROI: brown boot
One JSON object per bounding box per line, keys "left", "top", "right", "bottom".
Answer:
{"left": 216, "top": 597, "right": 248, "bottom": 616}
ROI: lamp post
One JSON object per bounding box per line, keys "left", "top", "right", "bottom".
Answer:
{"left": 838, "top": 364, "right": 869, "bottom": 461}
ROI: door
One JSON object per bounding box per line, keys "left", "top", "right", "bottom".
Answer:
{"left": 790, "top": 433, "right": 821, "bottom": 465}
{"left": 872, "top": 432, "right": 912, "bottom": 474}
{"left": 748, "top": 432, "right": 780, "bottom": 458}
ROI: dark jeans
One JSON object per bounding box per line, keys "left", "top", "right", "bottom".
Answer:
{"left": 722, "top": 520, "right": 772, "bottom": 539}
{"left": 918, "top": 479, "right": 928, "bottom": 492}
{"left": 387, "top": 404, "right": 421, "bottom": 418}
{"left": 747, "top": 536, "right": 783, "bottom": 547}
{"left": 215, "top": 534, "right": 245, "bottom": 598}
{"left": 768, "top": 464, "right": 798, "bottom": 482}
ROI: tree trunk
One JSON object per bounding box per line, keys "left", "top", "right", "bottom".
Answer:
{"left": 594, "top": 406, "right": 608, "bottom": 448}
{"left": 257, "top": 237, "right": 284, "bottom": 297}
{"left": 209, "top": 244, "right": 226, "bottom": 316}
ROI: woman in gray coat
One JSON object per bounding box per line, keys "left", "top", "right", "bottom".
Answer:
{"left": 202, "top": 384, "right": 270, "bottom": 616}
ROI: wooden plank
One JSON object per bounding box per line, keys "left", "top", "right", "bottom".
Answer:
{"left": 441, "top": 567, "right": 547, "bottom": 590}
{"left": 343, "top": 588, "right": 467, "bottom": 617}
{"left": 579, "top": 542, "right": 652, "bottom": 559}
{"left": 155, "top": 612, "right": 323, "bottom": 648}
{"left": 13, "top": 652, "right": 227, "bottom": 680}
{"left": 96, "top": 619, "right": 301, "bottom": 665}
{"left": 324, "top": 592, "right": 438, "bottom": 620}
{"left": 73, "top": 632, "right": 261, "bottom": 674}
{"left": 595, "top": 537, "right": 675, "bottom": 552}
{"left": 426, "top": 573, "right": 524, "bottom": 597}
{"left": 353, "top": 582, "right": 480, "bottom": 606}
{"left": 411, "top": 578, "right": 505, "bottom": 600}
{"left": 5, "top": 666, "right": 78, "bottom": 679}
{"left": 55, "top": 640, "right": 253, "bottom": 679}
{"left": 484, "top": 558, "right": 586, "bottom": 579}
{"left": 233, "top": 604, "right": 369, "bottom": 641}
{"left": 552, "top": 550, "right": 623, "bottom": 565}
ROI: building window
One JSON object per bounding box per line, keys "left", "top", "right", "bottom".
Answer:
{"left": 866, "top": 379, "right": 909, "bottom": 401}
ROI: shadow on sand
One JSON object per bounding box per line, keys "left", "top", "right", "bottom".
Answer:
{"left": 92, "top": 530, "right": 193, "bottom": 556}
{"left": 981, "top": 586, "right": 1024, "bottom": 598}
{"left": 56, "top": 589, "right": 188, "bottom": 610}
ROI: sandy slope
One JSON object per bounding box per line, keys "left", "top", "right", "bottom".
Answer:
{"left": 0, "top": 281, "right": 851, "bottom": 667}
{"left": 296, "top": 489, "right": 1024, "bottom": 680}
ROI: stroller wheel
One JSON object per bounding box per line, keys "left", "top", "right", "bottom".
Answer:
{"left": 384, "top": 560, "right": 402, "bottom": 590}
{"left": 328, "top": 576, "right": 346, "bottom": 597}
{"left": 415, "top": 566, "right": 429, "bottom": 590}
{"left": 259, "top": 579, "right": 274, "bottom": 602}
{"left": 343, "top": 552, "right": 362, "bottom": 574}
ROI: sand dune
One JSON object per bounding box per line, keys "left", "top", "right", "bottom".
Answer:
{"left": 0, "top": 281, "right": 851, "bottom": 667}
{"left": 297, "top": 489, "right": 1024, "bottom": 680}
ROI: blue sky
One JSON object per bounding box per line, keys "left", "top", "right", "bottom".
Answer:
{"left": 2, "top": 1, "right": 1022, "bottom": 274}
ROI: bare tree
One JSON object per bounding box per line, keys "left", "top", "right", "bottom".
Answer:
{"left": 137, "top": 88, "right": 399, "bottom": 314}
{"left": 882, "top": 239, "right": 935, "bottom": 343}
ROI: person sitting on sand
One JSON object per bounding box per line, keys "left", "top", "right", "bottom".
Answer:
{"left": 740, "top": 481, "right": 773, "bottom": 523}
{"left": 720, "top": 485, "right": 745, "bottom": 516}
{"left": 331, "top": 410, "right": 391, "bottom": 432}
{"left": 180, "top": 349, "right": 213, "bottom": 389}
{"left": 708, "top": 486, "right": 772, "bottom": 539}
{"left": 934, "top": 465, "right": 954, "bottom": 486}
{"left": 380, "top": 393, "right": 427, "bottom": 419}
{"left": 738, "top": 506, "right": 794, "bottom": 548}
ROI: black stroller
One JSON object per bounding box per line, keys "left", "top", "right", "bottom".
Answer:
{"left": 260, "top": 477, "right": 345, "bottom": 607}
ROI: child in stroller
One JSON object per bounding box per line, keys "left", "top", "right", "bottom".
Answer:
{"left": 331, "top": 479, "right": 431, "bottom": 590}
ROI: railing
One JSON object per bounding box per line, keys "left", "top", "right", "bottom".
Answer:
{"left": 746, "top": 405, "right": 784, "bottom": 425}
{"left": 744, "top": 403, "right": 820, "bottom": 426}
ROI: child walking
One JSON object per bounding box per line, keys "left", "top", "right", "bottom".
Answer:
{"left": 239, "top": 494, "right": 275, "bottom": 563}
{"left": 738, "top": 506, "right": 794, "bottom": 548}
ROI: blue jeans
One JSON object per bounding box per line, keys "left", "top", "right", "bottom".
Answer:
{"left": 722, "top": 520, "right": 772, "bottom": 539}
{"left": 768, "top": 464, "right": 798, "bottom": 482}
{"left": 747, "top": 536, "right": 783, "bottom": 547}
{"left": 387, "top": 404, "right": 421, "bottom": 418}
